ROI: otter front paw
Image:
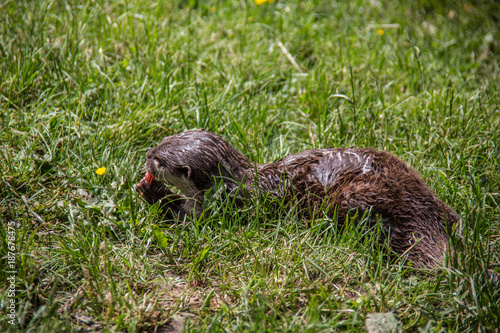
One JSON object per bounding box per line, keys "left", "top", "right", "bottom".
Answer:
{"left": 135, "top": 176, "right": 170, "bottom": 205}
{"left": 136, "top": 176, "right": 189, "bottom": 220}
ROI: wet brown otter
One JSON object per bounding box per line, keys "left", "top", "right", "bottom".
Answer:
{"left": 136, "top": 129, "right": 459, "bottom": 268}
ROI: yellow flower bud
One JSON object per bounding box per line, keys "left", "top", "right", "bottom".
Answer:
{"left": 96, "top": 167, "right": 106, "bottom": 175}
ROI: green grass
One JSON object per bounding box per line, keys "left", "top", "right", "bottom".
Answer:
{"left": 1, "top": 0, "right": 499, "bottom": 331}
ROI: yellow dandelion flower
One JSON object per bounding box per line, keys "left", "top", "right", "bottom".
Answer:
{"left": 255, "top": 0, "right": 267, "bottom": 5}
{"left": 377, "top": 29, "right": 384, "bottom": 36}
{"left": 210, "top": 6, "right": 216, "bottom": 13}
{"left": 96, "top": 167, "right": 106, "bottom": 175}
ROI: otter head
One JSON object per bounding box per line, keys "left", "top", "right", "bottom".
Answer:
{"left": 145, "top": 129, "right": 250, "bottom": 198}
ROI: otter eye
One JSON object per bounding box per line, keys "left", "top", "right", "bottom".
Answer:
{"left": 176, "top": 165, "right": 192, "bottom": 179}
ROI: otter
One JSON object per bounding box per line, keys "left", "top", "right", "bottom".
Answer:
{"left": 136, "top": 129, "right": 459, "bottom": 268}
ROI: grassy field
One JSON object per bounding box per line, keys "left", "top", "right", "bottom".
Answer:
{"left": 1, "top": 0, "right": 499, "bottom": 331}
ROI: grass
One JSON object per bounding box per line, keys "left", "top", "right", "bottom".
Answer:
{"left": 1, "top": 0, "right": 499, "bottom": 331}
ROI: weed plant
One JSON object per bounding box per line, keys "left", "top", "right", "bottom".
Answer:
{"left": 1, "top": 0, "right": 499, "bottom": 331}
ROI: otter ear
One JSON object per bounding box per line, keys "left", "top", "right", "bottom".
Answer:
{"left": 177, "top": 165, "right": 192, "bottom": 179}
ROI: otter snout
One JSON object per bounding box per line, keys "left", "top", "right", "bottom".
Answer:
{"left": 145, "top": 151, "right": 162, "bottom": 178}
